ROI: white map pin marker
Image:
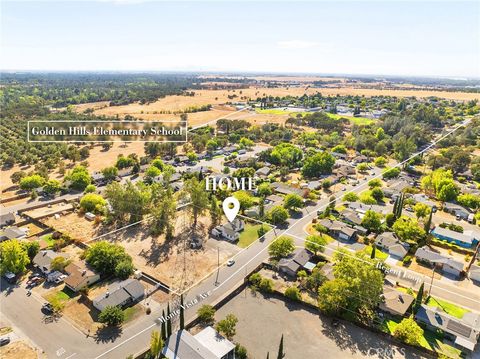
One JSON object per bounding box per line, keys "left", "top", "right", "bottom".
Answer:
{"left": 223, "top": 196, "right": 240, "bottom": 222}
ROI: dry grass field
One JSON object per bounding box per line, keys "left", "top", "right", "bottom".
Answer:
{"left": 42, "top": 212, "right": 103, "bottom": 242}
{"left": 0, "top": 341, "right": 38, "bottom": 359}
{"left": 100, "top": 210, "right": 240, "bottom": 292}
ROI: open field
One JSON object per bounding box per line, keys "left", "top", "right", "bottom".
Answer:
{"left": 0, "top": 341, "right": 38, "bottom": 359}
{"left": 42, "top": 212, "right": 103, "bottom": 242}
{"left": 100, "top": 210, "right": 241, "bottom": 292}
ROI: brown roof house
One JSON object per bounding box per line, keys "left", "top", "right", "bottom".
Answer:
{"left": 64, "top": 262, "right": 100, "bottom": 292}
{"left": 379, "top": 286, "right": 414, "bottom": 316}
{"left": 278, "top": 248, "right": 314, "bottom": 278}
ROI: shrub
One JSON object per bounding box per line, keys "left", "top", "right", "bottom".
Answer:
{"left": 249, "top": 273, "right": 262, "bottom": 287}
{"left": 235, "top": 344, "right": 248, "bottom": 359}
{"left": 284, "top": 286, "right": 302, "bottom": 301}
{"left": 99, "top": 305, "right": 125, "bottom": 326}
{"left": 197, "top": 304, "right": 216, "bottom": 325}
{"left": 402, "top": 255, "right": 412, "bottom": 265}
{"left": 258, "top": 278, "right": 274, "bottom": 293}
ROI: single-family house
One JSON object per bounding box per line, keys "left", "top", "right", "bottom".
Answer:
{"left": 444, "top": 203, "right": 471, "bottom": 221}
{"left": 162, "top": 327, "right": 235, "bottom": 359}
{"left": 211, "top": 219, "right": 244, "bottom": 242}
{"left": 431, "top": 227, "right": 478, "bottom": 248}
{"left": 306, "top": 180, "right": 322, "bottom": 191}
{"left": 93, "top": 278, "right": 145, "bottom": 311}
{"left": 375, "top": 232, "right": 410, "bottom": 259}
{"left": 348, "top": 202, "right": 390, "bottom": 216}
{"left": 379, "top": 286, "right": 414, "bottom": 316}
{"left": 33, "top": 250, "right": 69, "bottom": 274}
{"left": 416, "top": 304, "right": 480, "bottom": 352}
{"left": 91, "top": 172, "right": 107, "bottom": 186}
{"left": 0, "top": 226, "right": 27, "bottom": 241}
{"left": 64, "top": 262, "right": 100, "bottom": 292}
{"left": 255, "top": 167, "right": 271, "bottom": 178}
{"left": 469, "top": 264, "right": 480, "bottom": 283}
{"left": 415, "top": 246, "right": 464, "bottom": 277}
{"left": 278, "top": 248, "right": 314, "bottom": 278}
{"left": 0, "top": 212, "right": 16, "bottom": 228}
{"left": 340, "top": 208, "right": 363, "bottom": 226}
{"left": 271, "top": 183, "right": 304, "bottom": 197}
{"left": 318, "top": 219, "right": 357, "bottom": 241}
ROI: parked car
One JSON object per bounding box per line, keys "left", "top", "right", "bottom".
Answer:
{"left": 42, "top": 302, "right": 54, "bottom": 314}
{"left": 54, "top": 274, "right": 67, "bottom": 284}
{"left": 3, "top": 272, "right": 16, "bottom": 284}
{"left": 26, "top": 277, "right": 43, "bottom": 288}
{"left": 0, "top": 337, "right": 10, "bottom": 346}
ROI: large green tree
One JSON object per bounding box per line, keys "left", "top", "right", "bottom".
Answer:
{"left": 0, "top": 239, "right": 30, "bottom": 274}
{"left": 301, "top": 152, "right": 335, "bottom": 178}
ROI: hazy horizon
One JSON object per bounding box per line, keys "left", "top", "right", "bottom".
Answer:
{"left": 2, "top": 1, "right": 479, "bottom": 78}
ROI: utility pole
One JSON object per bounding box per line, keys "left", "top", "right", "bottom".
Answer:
{"left": 215, "top": 246, "right": 220, "bottom": 286}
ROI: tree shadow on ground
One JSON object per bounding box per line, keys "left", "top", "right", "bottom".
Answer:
{"left": 319, "top": 316, "right": 427, "bottom": 359}
{"left": 94, "top": 325, "right": 123, "bottom": 344}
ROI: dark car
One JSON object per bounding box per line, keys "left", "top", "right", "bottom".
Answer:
{"left": 0, "top": 337, "right": 10, "bottom": 346}
{"left": 42, "top": 302, "right": 54, "bottom": 314}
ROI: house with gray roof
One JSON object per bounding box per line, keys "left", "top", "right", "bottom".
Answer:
{"left": 0, "top": 212, "right": 16, "bottom": 228}
{"left": 33, "top": 250, "right": 69, "bottom": 274}
{"left": 415, "top": 246, "right": 464, "bottom": 277}
{"left": 0, "top": 226, "right": 27, "bottom": 242}
{"left": 162, "top": 327, "right": 235, "bottom": 359}
{"left": 93, "top": 278, "right": 144, "bottom": 311}
{"left": 379, "top": 286, "right": 414, "bottom": 316}
{"left": 211, "top": 219, "right": 244, "bottom": 242}
{"left": 318, "top": 218, "right": 357, "bottom": 241}
{"left": 375, "top": 232, "right": 410, "bottom": 259}
{"left": 271, "top": 183, "right": 304, "bottom": 197}
{"left": 278, "top": 248, "right": 314, "bottom": 278}
{"left": 255, "top": 166, "right": 271, "bottom": 178}
{"left": 415, "top": 304, "right": 480, "bottom": 352}
{"left": 469, "top": 264, "right": 480, "bottom": 283}
{"left": 444, "top": 203, "right": 470, "bottom": 220}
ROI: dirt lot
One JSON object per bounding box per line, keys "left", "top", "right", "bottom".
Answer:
{"left": 42, "top": 212, "right": 103, "bottom": 242}
{"left": 211, "top": 289, "right": 426, "bottom": 359}
{"left": 102, "top": 210, "right": 241, "bottom": 292}
{"left": 408, "top": 258, "right": 442, "bottom": 279}
{"left": 0, "top": 341, "right": 39, "bottom": 359}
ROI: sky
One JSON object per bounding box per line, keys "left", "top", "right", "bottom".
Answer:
{"left": 1, "top": 1, "right": 479, "bottom": 78}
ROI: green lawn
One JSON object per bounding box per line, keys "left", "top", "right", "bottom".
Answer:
{"left": 238, "top": 224, "right": 264, "bottom": 248}
{"left": 382, "top": 318, "right": 462, "bottom": 359}
{"left": 326, "top": 112, "right": 375, "bottom": 125}
{"left": 426, "top": 297, "right": 469, "bottom": 319}
{"left": 361, "top": 245, "right": 389, "bottom": 261}
{"left": 42, "top": 234, "right": 55, "bottom": 248}
{"left": 123, "top": 306, "right": 141, "bottom": 322}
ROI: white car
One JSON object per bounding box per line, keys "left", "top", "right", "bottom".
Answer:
{"left": 226, "top": 259, "right": 235, "bottom": 267}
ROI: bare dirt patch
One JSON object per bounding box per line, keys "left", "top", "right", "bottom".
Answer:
{"left": 23, "top": 202, "right": 73, "bottom": 220}
{"left": 42, "top": 212, "right": 103, "bottom": 242}
{"left": 0, "top": 341, "right": 38, "bottom": 359}
{"left": 101, "top": 210, "right": 241, "bottom": 292}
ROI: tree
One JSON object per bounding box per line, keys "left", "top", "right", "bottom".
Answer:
{"left": 144, "top": 166, "right": 161, "bottom": 182}
{"left": 150, "top": 185, "right": 176, "bottom": 238}
{"left": 161, "top": 310, "right": 167, "bottom": 340}
{"left": 215, "top": 314, "right": 238, "bottom": 340}
{"left": 277, "top": 334, "right": 285, "bottom": 359}
{"left": 393, "top": 216, "right": 426, "bottom": 243}
{"left": 268, "top": 236, "right": 295, "bottom": 259}
{"left": 179, "top": 294, "right": 185, "bottom": 330}
{"left": 301, "top": 152, "right": 335, "bottom": 178}
{"left": 80, "top": 193, "right": 106, "bottom": 213}
{"left": 437, "top": 182, "right": 459, "bottom": 202}
{"left": 370, "top": 244, "right": 376, "bottom": 259}
{"left": 318, "top": 252, "right": 383, "bottom": 316}
{"left": 393, "top": 135, "right": 416, "bottom": 161}
{"left": 234, "top": 190, "right": 255, "bottom": 211}
{"left": 85, "top": 241, "right": 133, "bottom": 276}
{"left": 305, "top": 268, "right": 327, "bottom": 292}
{"left": 0, "top": 239, "right": 30, "bottom": 274}
{"left": 102, "top": 166, "right": 118, "bottom": 182}
{"left": 149, "top": 330, "right": 163, "bottom": 359}
{"left": 414, "top": 283, "right": 424, "bottom": 313}
{"left": 51, "top": 256, "right": 68, "bottom": 271}
{"left": 10, "top": 171, "right": 26, "bottom": 184}
{"left": 361, "top": 210, "right": 383, "bottom": 232}
{"left": 99, "top": 306, "right": 125, "bottom": 326}
{"left": 283, "top": 193, "right": 304, "bottom": 211}
{"left": 43, "top": 179, "right": 61, "bottom": 195}
{"left": 359, "top": 192, "right": 377, "bottom": 205}
{"left": 414, "top": 203, "right": 431, "bottom": 219}
{"left": 368, "top": 179, "right": 382, "bottom": 188}
{"left": 370, "top": 187, "right": 384, "bottom": 202}
{"left": 269, "top": 143, "right": 303, "bottom": 169}
{"left": 166, "top": 303, "right": 172, "bottom": 337}
{"left": 424, "top": 210, "right": 433, "bottom": 233}
{"left": 374, "top": 157, "right": 387, "bottom": 167}
{"left": 197, "top": 304, "right": 215, "bottom": 325}
{"left": 239, "top": 137, "right": 254, "bottom": 149}
{"left": 257, "top": 183, "right": 272, "bottom": 197}
{"left": 382, "top": 167, "right": 400, "bottom": 179}
{"left": 183, "top": 177, "right": 209, "bottom": 227}
{"left": 267, "top": 206, "right": 289, "bottom": 225}
{"left": 342, "top": 192, "right": 359, "bottom": 202}
{"left": 305, "top": 235, "right": 327, "bottom": 255}
{"left": 22, "top": 241, "right": 39, "bottom": 259}
{"left": 421, "top": 168, "right": 458, "bottom": 202}
{"left": 65, "top": 165, "right": 91, "bottom": 191}
{"left": 19, "top": 174, "right": 45, "bottom": 191}
{"left": 115, "top": 259, "right": 135, "bottom": 279}
{"left": 457, "top": 194, "right": 480, "bottom": 210}
{"left": 105, "top": 181, "right": 152, "bottom": 223}
{"left": 84, "top": 184, "right": 96, "bottom": 193}
{"left": 284, "top": 286, "right": 301, "bottom": 301}
{"left": 393, "top": 317, "right": 424, "bottom": 346}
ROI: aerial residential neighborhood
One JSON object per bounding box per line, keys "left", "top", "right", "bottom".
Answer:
{"left": 1, "top": 1, "right": 480, "bottom": 359}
